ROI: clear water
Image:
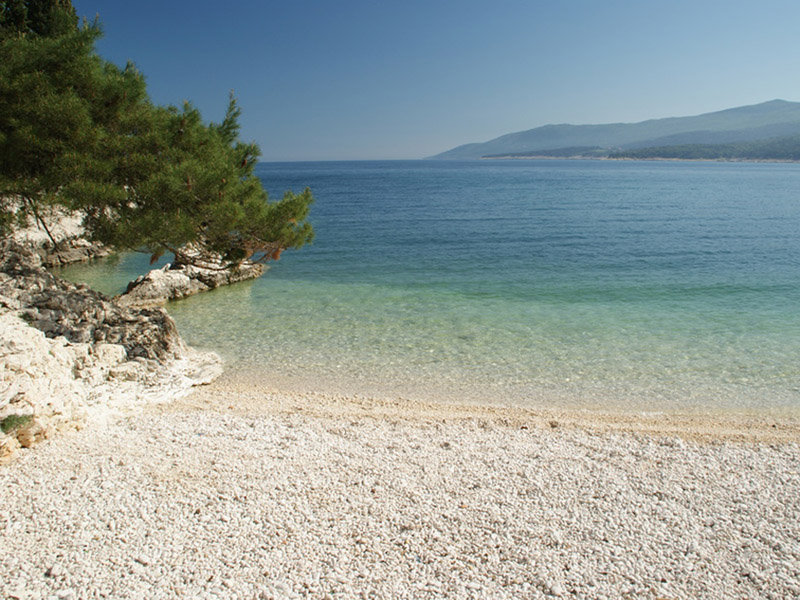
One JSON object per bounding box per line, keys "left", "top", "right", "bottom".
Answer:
{"left": 60, "top": 160, "right": 800, "bottom": 414}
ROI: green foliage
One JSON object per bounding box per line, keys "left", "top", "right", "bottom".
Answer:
{"left": 610, "top": 135, "right": 800, "bottom": 161}
{"left": 1, "top": 0, "right": 78, "bottom": 38}
{"left": 0, "top": 0, "right": 313, "bottom": 266}
{"left": 0, "top": 413, "right": 33, "bottom": 434}
{"left": 0, "top": 17, "right": 107, "bottom": 233}
{"left": 70, "top": 95, "right": 314, "bottom": 266}
{"left": 0, "top": 0, "right": 114, "bottom": 238}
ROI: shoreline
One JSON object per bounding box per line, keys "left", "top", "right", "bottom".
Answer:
{"left": 481, "top": 155, "right": 800, "bottom": 164}
{"left": 3, "top": 368, "right": 799, "bottom": 598}
{"left": 173, "top": 369, "right": 800, "bottom": 445}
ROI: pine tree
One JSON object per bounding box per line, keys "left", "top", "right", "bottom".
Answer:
{"left": 0, "top": 0, "right": 314, "bottom": 266}
{"left": 69, "top": 94, "right": 314, "bottom": 267}
{"left": 0, "top": 0, "right": 77, "bottom": 38}
{"left": 0, "top": 2, "right": 101, "bottom": 238}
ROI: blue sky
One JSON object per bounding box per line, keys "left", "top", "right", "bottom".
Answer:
{"left": 72, "top": 0, "right": 800, "bottom": 161}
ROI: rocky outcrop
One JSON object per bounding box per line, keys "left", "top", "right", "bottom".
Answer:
{"left": 1, "top": 243, "right": 182, "bottom": 359}
{"left": 116, "top": 257, "right": 265, "bottom": 309}
{"left": 13, "top": 207, "right": 110, "bottom": 267}
{"left": 0, "top": 240, "right": 222, "bottom": 463}
{"left": 13, "top": 204, "right": 265, "bottom": 307}
{"left": 0, "top": 207, "right": 267, "bottom": 461}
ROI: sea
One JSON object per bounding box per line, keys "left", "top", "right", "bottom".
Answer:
{"left": 59, "top": 160, "right": 800, "bottom": 415}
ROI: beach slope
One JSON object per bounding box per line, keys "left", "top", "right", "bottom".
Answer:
{"left": 1, "top": 377, "right": 799, "bottom": 599}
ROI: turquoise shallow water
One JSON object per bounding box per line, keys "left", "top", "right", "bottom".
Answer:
{"left": 60, "top": 160, "right": 800, "bottom": 414}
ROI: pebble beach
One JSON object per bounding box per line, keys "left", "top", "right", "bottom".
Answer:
{"left": 2, "top": 373, "right": 800, "bottom": 600}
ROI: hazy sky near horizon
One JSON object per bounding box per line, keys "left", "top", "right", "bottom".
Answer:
{"left": 72, "top": 0, "right": 800, "bottom": 161}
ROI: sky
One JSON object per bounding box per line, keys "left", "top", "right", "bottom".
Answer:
{"left": 72, "top": 0, "right": 800, "bottom": 161}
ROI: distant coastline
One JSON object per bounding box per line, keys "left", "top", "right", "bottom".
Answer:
{"left": 430, "top": 99, "right": 800, "bottom": 161}
{"left": 481, "top": 155, "right": 800, "bottom": 163}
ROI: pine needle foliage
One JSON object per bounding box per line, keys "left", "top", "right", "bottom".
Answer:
{"left": 0, "top": 4, "right": 102, "bottom": 237}
{"left": 0, "top": 1, "right": 314, "bottom": 267}
{"left": 68, "top": 92, "right": 314, "bottom": 267}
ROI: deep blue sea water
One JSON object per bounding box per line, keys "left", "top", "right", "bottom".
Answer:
{"left": 61, "top": 160, "right": 800, "bottom": 414}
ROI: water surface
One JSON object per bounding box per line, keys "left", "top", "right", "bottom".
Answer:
{"left": 61, "top": 160, "right": 800, "bottom": 414}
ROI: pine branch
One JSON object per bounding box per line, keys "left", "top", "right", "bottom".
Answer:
{"left": 24, "top": 195, "right": 59, "bottom": 249}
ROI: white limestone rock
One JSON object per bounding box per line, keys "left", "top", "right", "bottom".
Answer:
{"left": 116, "top": 259, "right": 266, "bottom": 308}
{"left": 0, "top": 240, "right": 223, "bottom": 463}
{"left": 115, "top": 264, "right": 210, "bottom": 308}
{"left": 12, "top": 205, "right": 110, "bottom": 267}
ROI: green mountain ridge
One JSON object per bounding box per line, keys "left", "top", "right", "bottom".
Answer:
{"left": 429, "top": 100, "right": 800, "bottom": 160}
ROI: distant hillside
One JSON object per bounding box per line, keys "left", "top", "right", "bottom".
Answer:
{"left": 609, "top": 134, "right": 800, "bottom": 161}
{"left": 483, "top": 146, "right": 607, "bottom": 159}
{"left": 429, "top": 100, "right": 800, "bottom": 160}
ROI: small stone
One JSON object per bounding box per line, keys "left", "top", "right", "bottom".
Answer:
{"left": 109, "top": 361, "right": 143, "bottom": 381}
{"left": 45, "top": 564, "right": 64, "bottom": 578}
{"left": 465, "top": 582, "right": 482, "bottom": 591}
{"left": 93, "top": 343, "right": 127, "bottom": 366}
{"left": 16, "top": 424, "right": 41, "bottom": 449}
